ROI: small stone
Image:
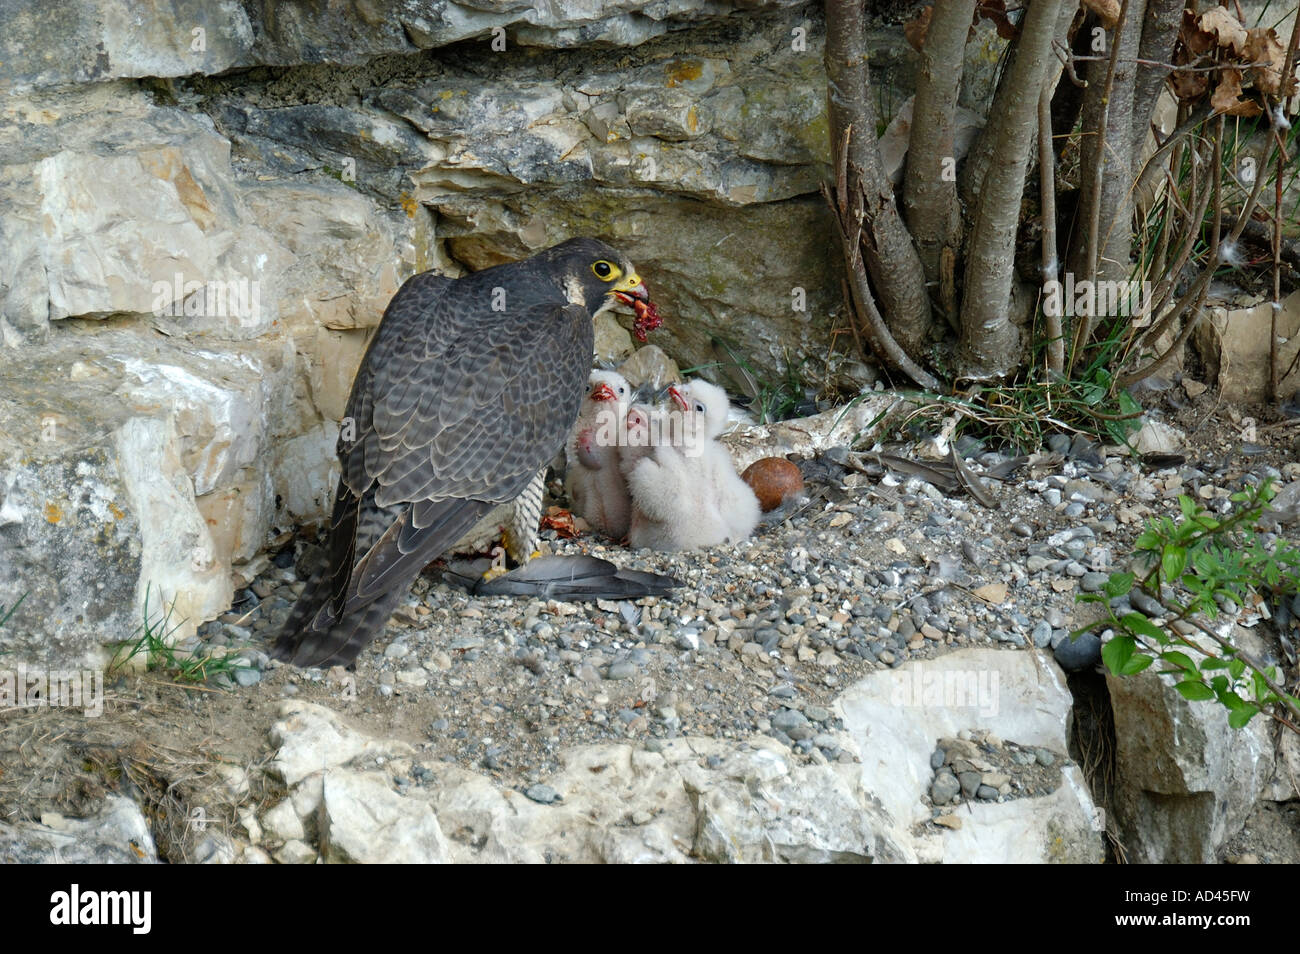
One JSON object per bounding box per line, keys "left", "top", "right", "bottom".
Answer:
{"left": 1080, "top": 572, "right": 1109, "bottom": 592}
{"left": 958, "top": 771, "right": 982, "bottom": 798}
{"left": 1053, "top": 631, "right": 1101, "bottom": 671}
{"left": 396, "top": 668, "right": 428, "bottom": 687}
{"left": 605, "top": 661, "right": 637, "bottom": 680}
{"left": 1034, "top": 748, "right": 1056, "bottom": 767}
{"left": 933, "top": 814, "right": 963, "bottom": 830}
{"left": 771, "top": 708, "right": 809, "bottom": 733}
{"left": 930, "top": 770, "right": 961, "bottom": 805}
{"left": 275, "top": 840, "right": 317, "bottom": 865}
{"left": 975, "top": 784, "right": 999, "bottom": 801}
{"left": 524, "top": 784, "right": 560, "bottom": 805}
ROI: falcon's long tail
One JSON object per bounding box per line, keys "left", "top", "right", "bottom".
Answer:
{"left": 271, "top": 488, "right": 492, "bottom": 669}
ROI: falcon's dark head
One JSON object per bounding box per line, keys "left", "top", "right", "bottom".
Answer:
{"left": 541, "top": 237, "right": 663, "bottom": 341}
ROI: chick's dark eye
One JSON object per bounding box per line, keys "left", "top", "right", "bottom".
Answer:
{"left": 695, "top": 403, "right": 705, "bottom": 413}
{"left": 618, "top": 386, "right": 626, "bottom": 394}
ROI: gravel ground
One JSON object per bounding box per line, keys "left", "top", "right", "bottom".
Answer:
{"left": 2, "top": 383, "right": 1296, "bottom": 862}
{"left": 180, "top": 387, "right": 1300, "bottom": 793}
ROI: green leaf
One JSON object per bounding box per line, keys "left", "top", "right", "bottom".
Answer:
{"left": 1103, "top": 572, "right": 1136, "bottom": 600}
{"left": 1227, "top": 706, "right": 1259, "bottom": 729}
{"left": 1102, "top": 636, "right": 1136, "bottom": 675}
{"left": 1160, "top": 650, "right": 1198, "bottom": 673}
{"left": 1162, "top": 545, "right": 1187, "bottom": 582}
{"left": 1178, "top": 495, "right": 1198, "bottom": 519}
{"left": 1199, "top": 657, "right": 1230, "bottom": 670}
{"left": 1228, "top": 658, "right": 1246, "bottom": 680}
{"left": 1120, "top": 654, "right": 1154, "bottom": 676}
{"left": 1121, "top": 612, "right": 1168, "bottom": 643}
{"left": 1175, "top": 680, "right": 1216, "bottom": 701}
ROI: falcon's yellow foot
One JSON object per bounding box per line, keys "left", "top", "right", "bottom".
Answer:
{"left": 482, "top": 545, "right": 510, "bottom": 582}
{"left": 479, "top": 542, "right": 546, "bottom": 582}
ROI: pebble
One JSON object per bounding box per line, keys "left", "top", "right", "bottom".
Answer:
{"left": 606, "top": 661, "right": 637, "bottom": 680}
{"left": 1080, "top": 572, "right": 1110, "bottom": 592}
{"left": 958, "top": 771, "right": 982, "bottom": 798}
{"left": 1053, "top": 631, "right": 1101, "bottom": 671}
{"left": 524, "top": 784, "right": 560, "bottom": 805}
{"left": 771, "top": 708, "right": 809, "bottom": 733}
{"left": 931, "top": 771, "right": 961, "bottom": 804}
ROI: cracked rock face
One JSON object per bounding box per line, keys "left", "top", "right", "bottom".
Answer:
{"left": 257, "top": 648, "right": 1103, "bottom": 865}
{"left": 0, "top": 795, "right": 156, "bottom": 864}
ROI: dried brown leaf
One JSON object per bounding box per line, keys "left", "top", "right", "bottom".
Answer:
{"left": 1199, "top": 5, "right": 1247, "bottom": 55}
{"left": 1170, "top": 68, "right": 1209, "bottom": 103}
{"left": 904, "top": 6, "right": 932, "bottom": 52}
{"left": 1082, "top": 0, "right": 1120, "bottom": 30}
{"left": 1211, "top": 68, "right": 1262, "bottom": 116}
{"left": 1180, "top": 8, "right": 1217, "bottom": 57}
{"left": 1244, "top": 27, "right": 1287, "bottom": 95}
{"left": 975, "top": 0, "right": 1017, "bottom": 41}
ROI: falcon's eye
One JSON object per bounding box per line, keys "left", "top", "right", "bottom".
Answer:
{"left": 591, "top": 260, "right": 619, "bottom": 281}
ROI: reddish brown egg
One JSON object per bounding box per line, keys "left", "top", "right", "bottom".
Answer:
{"left": 741, "top": 457, "right": 805, "bottom": 512}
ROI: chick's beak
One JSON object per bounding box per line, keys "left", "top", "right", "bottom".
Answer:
{"left": 591, "top": 382, "right": 617, "bottom": 401}
{"left": 668, "top": 386, "right": 689, "bottom": 412}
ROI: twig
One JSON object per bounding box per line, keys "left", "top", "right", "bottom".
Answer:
{"left": 1041, "top": 64, "right": 1064, "bottom": 374}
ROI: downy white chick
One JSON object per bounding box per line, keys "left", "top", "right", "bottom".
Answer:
{"left": 566, "top": 370, "right": 633, "bottom": 538}
{"left": 621, "top": 379, "right": 759, "bottom": 550}
{"left": 671, "top": 379, "right": 761, "bottom": 543}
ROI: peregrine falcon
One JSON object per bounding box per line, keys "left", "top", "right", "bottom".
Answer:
{"left": 272, "top": 238, "right": 661, "bottom": 669}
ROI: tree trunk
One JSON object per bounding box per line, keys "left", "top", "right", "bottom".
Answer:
{"left": 1068, "top": 0, "right": 1143, "bottom": 295}
{"left": 903, "top": 0, "right": 976, "bottom": 311}
{"left": 1130, "top": 0, "right": 1184, "bottom": 151}
{"left": 957, "top": 0, "right": 1065, "bottom": 380}
{"left": 825, "top": 0, "right": 934, "bottom": 360}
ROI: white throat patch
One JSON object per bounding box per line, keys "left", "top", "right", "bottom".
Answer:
{"left": 564, "top": 275, "right": 587, "bottom": 308}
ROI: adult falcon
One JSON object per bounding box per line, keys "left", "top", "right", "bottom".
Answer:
{"left": 272, "top": 238, "right": 664, "bottom": 669}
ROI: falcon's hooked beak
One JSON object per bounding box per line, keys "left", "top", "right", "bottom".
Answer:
{"left": 591, "top": 382, "right": 618, "bottom": 402}
{"left": 609, "top": 270, "right": 662, "bottom": 343}
{"left": 610, "top": 272, "right": 649, "bottom": 306}
{"left": 668, "top": 386, "right": 689, "bottom": 412}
